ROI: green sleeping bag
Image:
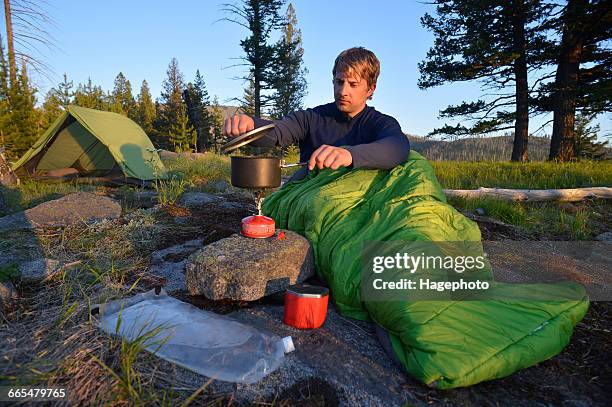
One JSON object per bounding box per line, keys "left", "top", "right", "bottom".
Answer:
{"left": 263, "top": 151, "right": 588, "bottom": 389}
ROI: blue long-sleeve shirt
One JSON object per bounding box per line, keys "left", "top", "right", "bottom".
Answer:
{"left": 251, "top": 102, "right": 410, "bottom": 169}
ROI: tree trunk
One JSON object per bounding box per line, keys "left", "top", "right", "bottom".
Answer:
{"left": 253, "top": 1, "right": 262, "bottom": 117}
{"left": 549, "top": 0, "right": 586, "bottom": 162}
{"left": 254, "top": 73, "right": 261, "bottom": 117}
{"left": 3, "top": 0, "right": 16, "bottom": 87}
{"left": 511, "top": 0, "right": 529, "bottom": 162}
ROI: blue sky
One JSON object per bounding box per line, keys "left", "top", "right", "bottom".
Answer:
{"left": 2, "top": 0, "right": 609, "bottom": 138}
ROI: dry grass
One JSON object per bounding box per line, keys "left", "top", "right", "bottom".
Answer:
{"left": 0, "top": 210, "right": 230, "bottom": 406}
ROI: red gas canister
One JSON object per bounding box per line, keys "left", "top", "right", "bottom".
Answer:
{"left": 241, "top": 215, "right": 275, "bottom": 238}
{"left": 284, "top": 285, "right": 329, "bottom": 329}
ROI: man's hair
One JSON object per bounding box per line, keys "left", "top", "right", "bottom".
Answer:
{"left": 332, "top": 47, "right": 380, "bottom": 90}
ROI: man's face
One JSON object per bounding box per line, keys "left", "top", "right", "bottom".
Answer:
{"left": 333, "top": 70, "right": 375, "bottom": 118}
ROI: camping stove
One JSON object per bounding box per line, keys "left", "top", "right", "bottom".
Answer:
{"left": 241, "top": 190, "right": 275, "bottom": 239}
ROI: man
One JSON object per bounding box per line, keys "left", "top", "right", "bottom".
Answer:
{"left": 224, "top": 47, "right": 410, "bottom": 179}
{"left": 225, "top": 47, "right": 410, "bottom": 371}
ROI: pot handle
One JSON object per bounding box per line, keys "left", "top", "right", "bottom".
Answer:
{"left": 280, "top": 161, "right": 308, "bottom": 168}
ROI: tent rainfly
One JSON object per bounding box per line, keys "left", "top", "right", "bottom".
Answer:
{"left": 12, "top": 105, "right": 167, "bottom": 183}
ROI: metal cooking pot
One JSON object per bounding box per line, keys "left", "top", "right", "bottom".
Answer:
{"left": 221, "top": 124, "right": 306, "bottom": 189}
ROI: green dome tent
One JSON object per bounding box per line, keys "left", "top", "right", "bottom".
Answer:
{"left": 13, "top": 105, "right": 167, "bottom": 184}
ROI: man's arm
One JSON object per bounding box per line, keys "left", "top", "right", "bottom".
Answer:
{"left": 343, "top": 118, "right": 410, "bottom": 169}
{"left": 224, "top": 111, "right": 309, "bottom": 148}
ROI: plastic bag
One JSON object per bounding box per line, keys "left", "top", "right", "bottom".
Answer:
{"left": 92, "top": 288, "right": 294, "bottom": 384}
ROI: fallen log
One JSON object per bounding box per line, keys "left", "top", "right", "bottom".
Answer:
{"left": 444, "top": 187, "right": 612, "bottom": 202}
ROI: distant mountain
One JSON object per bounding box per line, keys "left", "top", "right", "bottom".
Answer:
{"left": 407, "top": 135, "right": 553, "bottom": 161}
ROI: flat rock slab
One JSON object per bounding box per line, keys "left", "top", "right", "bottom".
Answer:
{"left": 224, "top": 305, "right": 416, "bottom": 406}
{"left": 185, "top": 231, "right": 314, "bottom": 301}
{"left": 0, "top": 192, "right": 121, "bottom": 230}
{"left": 164, "top": 303, "right": 419, "bottom": 406}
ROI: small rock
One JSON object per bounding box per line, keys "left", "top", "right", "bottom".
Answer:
{"left": 475, "top": 207, "right": 486, "bottom": 216}
{"left": 185, "top": 231, "right": 314, "bottom": 301}
{"left": 179, "top": 192, "right": 225, "bottom": 207}
{"left": 0, "top": 192, "right": 121, "bottom": 230}
{"left": 149, "top": 239, "right": 205, "bottom": 292}
{"left": 595, "top": 232, "right": 612, "bottom": 241}
{"left": 19, "top": 258, "right": 61, "bottom": 283}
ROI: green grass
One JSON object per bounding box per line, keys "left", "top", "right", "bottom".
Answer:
{"left": 431, "top": 160, "right": 612, "bottom": 189}
{"left": 162, "top": 154, "right": 231, "bottom": 188}
{"left": 0, "top": 178, "right": 98, "bottom": 216}
{"left": 2, "top": 155, "right": 609, "bottom": 239}
{"left": 448, "top": 196, "right": 605, "bottom": 240}
{"left": 154, "top": 176, "right": 188, "bottom": 206}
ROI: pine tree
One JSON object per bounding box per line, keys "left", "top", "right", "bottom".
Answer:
{"left": 3, "top": 0, "right": 16, "bottom": 87}
{"left": 240, "top": 74, "right": 256, "bottom": 116}
{"left": 223, "top": 0, "right": 286, "bottom": 116}
{"left": 183, "top": 70, "right": 213, "bottom": 151}
{"left": 573, "top": 113, "right": 608, "bottom": 160}
{"left": 41, "top": 89, "right": 63, "bottom": 128}
{"left": 0, "top": 34, "right": 8, "bottom": 103}
{"left": 136, "top": 79, "right": 156, "bottom": 136}
{"left": 269, "top": 3, "right": 307, "bottom": 119}
{"left": 157, "top": 58, "right": 186, "bottom": 150}
{"left": 0, "top": 36, "right": 11, "bottom": 148}
{"left": 209, "top": 96, "right": 226, "bottom": 152}
{"left": 111, "top": 72, "right": 135, "bottom": 116}
{"left": 3, "top": 60, "right": 40, "bottom": 159}
{"left": 418, "top": 0, "right": 555, "bottom": 162}
{"left": 73, "top": 78, "right": 109, "bottom": 110}
{"left": 55, "top": 73, "right": 74, "bottom": 107}
{"left": 168, "top": 102, "right": 196, "bottom": 152}
{"left": 2, "top": 0, "right": 56, "bottom": 85}
{"left": 540, "top": 0, "right": 611, "bottom": 161}
{"left": 124, "top": 79, "right": 136, "bottom": 119}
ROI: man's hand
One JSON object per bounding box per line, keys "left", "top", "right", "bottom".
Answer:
{"left": 308, "top": 145, "right": 352, "bottom": 170}
{"left": 223, "top": 114, "right": 255, "bottom": 137}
